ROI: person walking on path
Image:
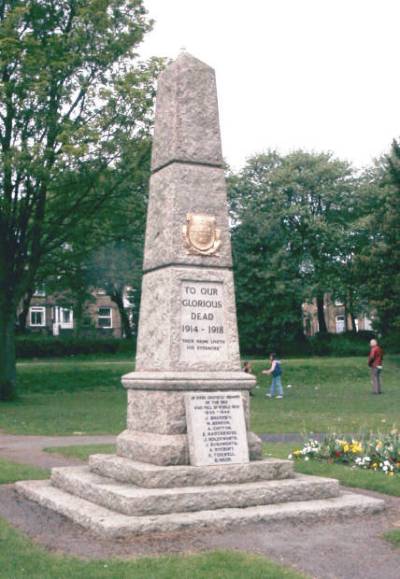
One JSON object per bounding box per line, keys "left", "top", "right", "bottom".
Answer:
{"left": 262, "top": 353, "right": 283, "bottom": 399}
{"left": 368, "top": 339, "right": 384, "bottom": 394}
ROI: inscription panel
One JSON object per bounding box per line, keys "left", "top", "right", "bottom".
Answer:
{"left": 180, "top": 280, "right": 227, "bottom": 362}
{"left": 185, "top": 391, "right": 249, "bottom": 466}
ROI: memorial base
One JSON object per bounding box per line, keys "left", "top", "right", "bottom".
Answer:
{"left": 16, "top": 455, "right": 384, "bottom": 537}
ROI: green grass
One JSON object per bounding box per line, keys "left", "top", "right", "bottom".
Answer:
{"left": 0, "top": 358, "right": 133, "bottom": 435}
{"left": 250, "top": 355, "right": 400, "bottom": 434}
{"left": 0, "top": 517, "right": 306, "bottom": 579}
{"left": 384, "top": 529, "right": 400, "bottom": 547}
{"left": 0, "top": 458, "right": 49, "bottom": 484}
{"left": 0, "top": 355, "right": 399, "bottom": 436}
{"left": 45, "top": 444, "right": 116, "bottom": 461}
{"left": 263, "top": 442, "right": 400, "bottom": 496}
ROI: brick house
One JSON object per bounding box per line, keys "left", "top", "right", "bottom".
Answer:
{"left": 302, "top": 295, "right": 373, "bottom": 336}
{"left": 26, "top": 289, "right": 125, "bottom": 338}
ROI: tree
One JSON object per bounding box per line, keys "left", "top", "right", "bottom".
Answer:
{"left": 228, "top": 150, "right": 356, "bottom": 352}
{"left": 0, "top": 0, "right": 159, "bottom": 400}
{"left": 355, "top": 142, "right": 400, "bottom": 336}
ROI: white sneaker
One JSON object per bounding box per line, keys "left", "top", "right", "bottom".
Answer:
{"left": 276, "top": 395, "right": 283, "bottom": 399}
{"left": 265, "top": 393, "right": 272, "bottom": 398}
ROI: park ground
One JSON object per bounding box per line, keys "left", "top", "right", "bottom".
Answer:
{"left": 0, "top": 355, "right": 399, "bottom": 578}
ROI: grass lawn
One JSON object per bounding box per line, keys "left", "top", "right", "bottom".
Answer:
{"left": 0, "top": 358, "right": 132, "bottom": 435}
{"left": 250, "top": 355, "right": 400, "bottom": 434}
{"left": 0, "top": 458, "right": 49, "bottom": 484}
{"left": 0, "top": 355, "right": 398, "bottom": 436}
{"left": 45, "top": 444, "right": 116, "bottom": 461}
{"left": 384, "top": 529, "right": 400, "bottom": 548}
{"left": 0, "top": 518, "right": 307, "bottom": 579}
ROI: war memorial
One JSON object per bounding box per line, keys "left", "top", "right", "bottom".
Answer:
{"left": 16, "top": 53, "right": 384, "bottom": 536}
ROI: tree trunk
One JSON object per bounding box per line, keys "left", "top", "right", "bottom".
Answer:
{"left": 0, "top": 306, "right": 17, "bottom": 401}
{"left": 111, "top": 289, "right": 132, "bottom": 339}
{"left": 316, "top": 294, "right": 328, "bottom": 334}
{"left": 18, "top": 289, "right": 34, "bottom": 333}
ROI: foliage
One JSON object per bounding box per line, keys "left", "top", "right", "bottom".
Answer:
{"left": 289, "top": 431, "right": 400, "bottom": 475}
{"left": 228, "top": 150, "right": 358, "bottom": 353}
{"left": 16, "top": 336, "right": 135, "bottom": 358}
{"left": 0, "top": 0, "right": 158, "bottom": 399}
{"left": 355, "top": 142, "right": 400, "bottom": 336}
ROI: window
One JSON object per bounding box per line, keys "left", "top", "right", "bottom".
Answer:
{"left": 30, "top": 307, "right": 46, "bottom": 327}
{"left": 98, "top": 307, "right": 112, "bottom": 328}
{"left": 335, "top": 315, "right": 345, "bottom": 334}
{"left": 60, "top": 308, "right": 73, "bottom": 328}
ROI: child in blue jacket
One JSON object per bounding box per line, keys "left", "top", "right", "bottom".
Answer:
{"left": 262, "top": 353, "right": 283, "bottom": 399}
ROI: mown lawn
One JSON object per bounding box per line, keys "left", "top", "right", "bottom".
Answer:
{"left": 0, "top": 355, "right": 398, "bottom": 436}
{"left": 250, "top": 355, "right": 400, "bottom": 434}
{"left": 0, "top": 514, "right": 305, "bottom": 579}
{"left": 0, "top": 458, "right": 49, "bottom": 484}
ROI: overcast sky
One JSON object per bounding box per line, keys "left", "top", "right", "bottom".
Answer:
{"left": 139, "top": 0, "right": 400, "bottom": 172}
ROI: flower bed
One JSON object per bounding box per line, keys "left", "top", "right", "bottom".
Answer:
{"left": 289, "top": 431, "right": 400, "bottom": 475}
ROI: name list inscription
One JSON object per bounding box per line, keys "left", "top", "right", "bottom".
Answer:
{"left": 185, "top": 392, "right": 249, "bottom": 466}
{"left": 180, "top": 281, "right": 227, "bottom": 361}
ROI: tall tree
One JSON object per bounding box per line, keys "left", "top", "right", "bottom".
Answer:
{"left": 356, "top": 142, "right": 400, "bottom": 336}
{"left": 228, "top": 150, "right": 356, "bottom": 352}
{"left": 0, "top": 0, "right": 158, "bottom": 400}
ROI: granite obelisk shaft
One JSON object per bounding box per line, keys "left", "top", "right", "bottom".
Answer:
{"left": 120, "top": 53, "right": 260, "bottom": 466}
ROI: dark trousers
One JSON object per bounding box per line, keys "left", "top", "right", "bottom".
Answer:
{"left": 370, "top": 367, "right": 382, "bottom": 394}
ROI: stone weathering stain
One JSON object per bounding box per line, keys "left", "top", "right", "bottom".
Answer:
{"left": 16, "top": 53, "right": 385, "bottom": 535}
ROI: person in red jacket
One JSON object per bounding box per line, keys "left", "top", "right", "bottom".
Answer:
{"left": 368, "top": 339, "right": 384, "bottom": 394}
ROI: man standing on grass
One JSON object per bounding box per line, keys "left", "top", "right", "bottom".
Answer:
{"left": 262, "top": 353, "right": 283, "bottom": 399}
{"left": 368, "top": 339, "right": 384, "bottom": 394}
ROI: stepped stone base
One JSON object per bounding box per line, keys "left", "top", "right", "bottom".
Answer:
{"left": 16, "top": 479, "right": 384, "bottom": 538}
{"left": 50, "top": 467, "right": 340, "bottom": 516}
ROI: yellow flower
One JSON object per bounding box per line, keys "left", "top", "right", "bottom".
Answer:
{"left": 343, "top": 444, "right": 350, "bottom": 453}
{"left": 350, "top": 442, "right": 362, "bottom": 454}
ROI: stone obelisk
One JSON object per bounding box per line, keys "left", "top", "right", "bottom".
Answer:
{"left": 16, "top": 54, "right": 384, "bottom": 537}
{"left": 118, "top": 52, "right": 261, "bottom": 466}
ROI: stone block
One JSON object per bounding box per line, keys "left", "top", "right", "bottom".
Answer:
{"left": 126, "top": 390, "right": 186, "bottom": 434}
{"left": 89, "top": 455, "right": 295, "bottom": 488}
{"left": 134, "top": 267, "right": 242, "bottom": 372}
{"left": 16, "top": 480, "right": 385, "bottom": 538}
{"left": 51, "top": 466, "right": 341, "bottom": 517}
{"left": 143, "top": 164, "right": 232, "bottom": 271}
{"left": 151, "top": 52, "right": 223, "bottom": 172}
{"left": 116, "top": 430, "right": 189, "bottom": 466}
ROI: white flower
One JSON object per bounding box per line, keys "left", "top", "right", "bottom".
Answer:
{"left": 304, "top": 456, "right": 310, "bottom": 461}
{"left": 287, "top": 384, "right": 292, "bottom": 388}
{"left": 288, "top": 454, "right": 293, "bottom": 459}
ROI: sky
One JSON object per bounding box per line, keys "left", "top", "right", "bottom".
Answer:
{"left": 139, "top": 0, "right": 400, "bottom": 172}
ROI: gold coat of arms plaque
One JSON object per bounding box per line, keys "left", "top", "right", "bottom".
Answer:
{"left": 182, "top": 213, "right": 221, "bottom": 256}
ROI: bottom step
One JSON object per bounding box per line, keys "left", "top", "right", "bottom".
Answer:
{"left": 16, "top": 479, "right": 385, "bottom": 538}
